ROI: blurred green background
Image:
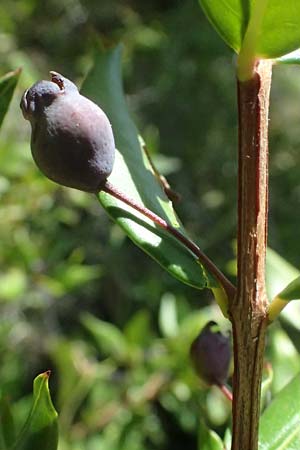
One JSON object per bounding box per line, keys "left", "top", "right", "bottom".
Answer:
{"left": 1, "top": 1, "right": 300, "bottom": 449}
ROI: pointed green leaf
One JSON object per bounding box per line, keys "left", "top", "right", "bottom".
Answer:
{"left": 81, "top": 45, "right": 215, "bottom": 290}
{"left": 275, "top": 275, "right": 300, "bottom": 302}
{"left": 259, "top": 374, "right": 300, "bottom": 449}
{"left": 13, "top": 372, "right": 58, "bottom": 450}
{"left": 198, "top": 419, "right": 223, "bottom": 450}
{"left": 268, "top": 275, "right": 300, "bottom": 322}
{"left": 0, "top": 397, "right": 16, "bottom": 449}
{"left": 0, "top": 68, "right": 21, "bottom": 128}
{"left": 199, "top": 1, "right": 300, "bottom": 58}
{"left": 266, "top": 249, "right": 300, "bottom": 325}
{"left": 199, "top": 0, "right": 249, "bottom": 53}
{"left": 266, "top": 248, "right": 299, "bottom": 300}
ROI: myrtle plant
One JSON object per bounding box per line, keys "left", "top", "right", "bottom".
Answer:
{"left": 2, "top": 1, "right": 300, "bottom": 449}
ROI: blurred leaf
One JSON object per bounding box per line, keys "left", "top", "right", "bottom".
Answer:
{"left": 275, "top": 274, "right": 300, "bottom": 302}
{"left": 159, "top": 292, "right": 178, "bottom": 338}
{"left": 223, "top": 428, "right": 232, "bottom": 450}
{"left": 0, "top": 397, "right": 16, "bottom": 449}
{"left": 198, "top": 419, "right": 223, "bottom": 450}
{"left": 123, "top": 310, "right": 152, "bottom": 346}
{"left": 12, "top": 372, "right": 58, "bottom": 450}
{"left": 268, "top": 327, "right": 300, "bottom": 394}
{"left": 261, "top": 363, "right": 273, "bottom": 410}
{"left": 49, "top": 339, "right": 96, "bottom": 432}
{"left": 0, "top": 268, "right": 27, "bottom": 302}
{"left": 81, "top": 45, "right": 215, "bottom": 290}
{"left": 199, "top": 1, "right": 300, "bottom": 58}
{"left": 266, "top": 248, "right": 299, "bottom": 300}
{"left": 259, "top": 374, "right": 300, "bottom": 449}
{"left": 0, "top": 68, "right": 21, "bottom": 128}
{"left": 54, "top": 263, "right": 101, "bottom": 291}
{"left": 266, "top": 248, "right": 300, "bottom": 328}
{"left": 81, "top": 313, "right": 129, "bottom": 362}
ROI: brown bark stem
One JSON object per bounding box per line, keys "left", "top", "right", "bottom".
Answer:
{"left": 229, "top": 60, "right": 272, "bottom": 450}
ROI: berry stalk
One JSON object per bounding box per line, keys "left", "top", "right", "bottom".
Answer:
{"left": 103, "top": 181, "right": 236, "bottom": 301}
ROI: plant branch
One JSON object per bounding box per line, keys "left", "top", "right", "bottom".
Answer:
{"left": 229, "top": 60, "right": 272, "bottom": 450}
{"left": 103, "top": 181, "right": 236, "bottom": 301}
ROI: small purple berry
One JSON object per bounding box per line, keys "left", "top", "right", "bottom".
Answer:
{"left": 190, "top": 321, "right": 231, "bottom": 386}
{"left": 20, "top": 72, "right": 115, "bottom": 193}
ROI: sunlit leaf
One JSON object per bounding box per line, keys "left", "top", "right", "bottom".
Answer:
{"left": 12, "top": 372, "right": 58, "bottom": 450}
{"left": 0, "top": 68, "right": 21, "bottom": 128}
{"left": 199, "top": 0, "right": 248, "bottom": 53}
{"left": 259, "top": 374, "right": 300, "bottom": 449}
{"left": 275, "top": 275, "right": 300, "bottom": 302}
{"left": 266, "top": 249, "right": 300, "bottom": 326}
{"left": 199, "top": 1, "right": 300, "bottom": 58}
{"left": 81, "top": 45, "right": 215, "bottom": 290}
{"left": 159, "top": 292, "right": 178, "bottom": 338}
{"left": 266, "top": 248, "right": 300, "bottom": 300}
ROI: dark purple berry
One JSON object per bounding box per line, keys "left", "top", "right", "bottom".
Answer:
{"left": 20, "top": 72, "right": 115, "bottom": 193}
{"left": 190, "top": 321, "right": 231, "bottom": 386}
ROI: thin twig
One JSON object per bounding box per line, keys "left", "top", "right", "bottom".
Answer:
{"left": 103, "top": 181, "right": 236, "bottom": 300}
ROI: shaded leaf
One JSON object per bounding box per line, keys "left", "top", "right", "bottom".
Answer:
{"left": 81, "top": 313, "right": 129, "bottom": 362}
{"left": 123, "top": 310, "right": 152, "bottom": 346}
{"left": 0, "top": 69, "right": 21, "bottom": 128}
{"left": 199, "top": 1, "right": 300, "bottom": 58}
{"left": 0, "top": 397, "right": 16, "bottom": 449}
{"left": 81, "top": 45, "right": 215, "bottom": 290}
{"left": 13, "top": 372, "right": 58, "bottom": 450}
{"left": 259, "top": 374, "right": 300, "bottom": 449}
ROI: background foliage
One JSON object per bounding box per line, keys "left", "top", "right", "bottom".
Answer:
{"left": 1, "top": 0, "right": 300, "bottom": 449}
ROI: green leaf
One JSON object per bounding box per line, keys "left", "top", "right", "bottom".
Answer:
{"left": 259, "top": 374, "right": 300, "bottom": 449}
{"left": 275, "top": 275, "right": 300, "bottom": 302}
{"left": 81, "top": 313, "right": 129, "bottom": 362}
{"left": 0, "top": 397, "right": 16, "bottom": 449}
{"left": 257, "top": 1, "right": 300, "bottom": 58}
{"left": 12, "top": 372, "right": 58, "bottom": 450}
{"left": 266, "top": 249, "right": 300, "bottom": 325}
{"left": 199, "top": 0, "right": 249, "bottom": 53}
{"left": 268, "top": 327, "right": 300, "bottom": 394}
{"left": 266, "top": 248, "right": 299, "bottom": 300}
{"left": 223, "top": 428, "right": 232, "bottom": 450}
{"left": 159, "top": 292, "right": 179, "bottom": 338}
{"left": 199, "top": 1, "right": 300, "bottom": 58}
{"left": 0, "top": 68, "right": 21, "bottom": 128}
{"left": 81, "top": 44, "right": 214, "bottom": 290}
{"left": 198, "top": 419, "right": 223, "bottom": 450}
